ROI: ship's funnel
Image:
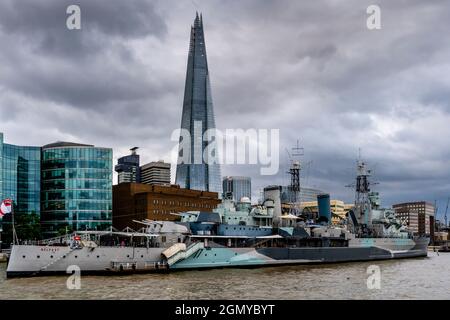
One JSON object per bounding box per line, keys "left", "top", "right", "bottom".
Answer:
{"left": 317, "top": 194, "right": 331, "bottom": 224}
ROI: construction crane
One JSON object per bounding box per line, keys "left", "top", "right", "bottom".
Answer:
{"left": 445, "top": 197, "right": 449, "bottom": 227}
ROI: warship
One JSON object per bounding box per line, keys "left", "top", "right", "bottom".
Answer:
{"left": 6, "top": 160, "right": 429, "bottom": 277}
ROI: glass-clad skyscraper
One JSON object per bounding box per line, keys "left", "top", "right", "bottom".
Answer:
{"left": 0, "top": 133, "right": 41, "bottom": 215}
{"left": 223, "top": 176, "right": 252, "bottom": 202}
{"left": 40, "top": 142, "right": 112, "bottom": 236}
{"left": 176, "top": 13, "right": 222, "bottom": 194}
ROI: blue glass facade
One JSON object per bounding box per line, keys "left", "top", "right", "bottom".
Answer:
{"left": 40, "top": 143, "right": 112, "bottom": 236}
{"left": 176, "top": 13, "right": 222, "bottom": 194}
{"left": 0, "top": 132, "right": 41, "bottom": 215}
{"left": 223, "top": 176, "right": 252, "bottom": 202}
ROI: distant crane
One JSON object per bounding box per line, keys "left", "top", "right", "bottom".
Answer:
{"left": 445, "top": 197, "right": 449, "bottom": 227}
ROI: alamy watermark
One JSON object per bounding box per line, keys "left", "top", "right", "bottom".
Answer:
{"left": 366, "top": 5, "right": 381, "bottom": 30}
{"left": 66, "top": 5, "right": 81, "bottom": 30}
{"left": 366, "top": 265, "right": 381, "bottom": 289}
{"left": 171, "top": 122, "right": 280, "bottom": 175}
{"left": 66, "top": 265, "right": 81, "bottom": 290}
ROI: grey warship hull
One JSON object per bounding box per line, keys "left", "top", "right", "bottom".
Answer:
{"left": 169, "top": 236, "right": 429, "bottom": 270}
{"left": 6, "top": 236, "right": 428, "bottom": 277}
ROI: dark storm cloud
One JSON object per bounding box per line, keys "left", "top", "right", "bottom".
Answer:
{"left": 0, "top": 0, "right": 169, "bottom": 108}
{"left": 1, "top": 0, "right": 450, "bottom": 219}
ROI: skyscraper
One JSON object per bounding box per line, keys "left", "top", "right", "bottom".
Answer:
{"left": 223, "top": 176, "right": 252, "bottom": 202}
{"left": 115, "top": 147, "right": 140, "bottom": 184}
{"left": 175, "top": 13, "right": 221, "bottom": 194}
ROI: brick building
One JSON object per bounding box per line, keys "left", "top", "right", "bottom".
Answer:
{"left": 113, "top": 183, "right": 220, "bottom": 230}
{"left": 393, "top": 201, "right": 435, "bottom": 236}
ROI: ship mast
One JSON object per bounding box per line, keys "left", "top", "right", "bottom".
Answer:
{"left": 286, "top": 140, "right": 303, "bottom": 215}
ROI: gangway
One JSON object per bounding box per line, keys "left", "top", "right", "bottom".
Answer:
{"left": 162, "top": 242, "right": 204, "bottom": 266}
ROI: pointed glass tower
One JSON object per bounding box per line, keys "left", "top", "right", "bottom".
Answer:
{"left": 176, "top": 13, "right": 222, "bottom": 194}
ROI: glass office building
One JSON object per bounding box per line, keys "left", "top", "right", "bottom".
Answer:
{"left": 0, "top": 133, "right": 41, "bottom": 215}
{"left": 41, "top": 142, "right": 112, "bottom": 236}
{"left": 175, "top": 13, "right": 222, "bottom": 194}
{"left": 223, "top": 176, "right": 252, "bottom": 202}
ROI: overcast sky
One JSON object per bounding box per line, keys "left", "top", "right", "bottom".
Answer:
{"left": 0, "top": 0, "right": 449, "bottom": 219}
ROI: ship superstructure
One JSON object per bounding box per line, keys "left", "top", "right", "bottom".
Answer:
{"left": 6, "top": 159, "right": 429, "bottom": 277}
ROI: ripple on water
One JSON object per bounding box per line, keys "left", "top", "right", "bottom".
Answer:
{"left": 1, "top": 254, "right": 450, "bottom": 300}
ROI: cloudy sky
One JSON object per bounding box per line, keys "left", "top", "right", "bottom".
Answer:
{"left": 0, "top": 0, "right": 449, "bottom": 219}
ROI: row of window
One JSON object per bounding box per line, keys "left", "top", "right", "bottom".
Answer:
{"left": 43, "top": 190, "right": 112, "bottom": 201}
{"left": 43, "top": 179, "right": 112, "bottom": 190}
{"left": 2, "top": 144, "right": 41, "bottom": 160}
{"left": 41, "top": 211, "right": 111, "bottom": 221}
{"left": 42, "top": 160, "right": 112, "bottom": 170}
{"left": 151, "top": 199, "right": 213, "bottom": 208}
{"left": 42, "top": 201, "right": 112, "bottom": 211}
{"left": 42, "top": 169, "right": 112, "bottom": 180}
{"left": 42, "top": 148, "right": 111, "bottom": 161}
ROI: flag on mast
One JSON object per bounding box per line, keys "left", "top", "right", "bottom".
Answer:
{"left": 0, "top": 199, "right": 12, "bottom": 218}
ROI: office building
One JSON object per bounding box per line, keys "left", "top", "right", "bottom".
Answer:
{"left": 40, "top": 142, "right": 112, "bottom": 237}
{"left": 222, "top": 176, "right": 251, "bottom": 202}
{"left": 115, "top": 147, "right": 140, "bottom": 184}
{"left": 301, "top": 199, "right": 352, "bottom": 225}
{"left": 280, "top": 186, "right": 324, "bottom": 204}
{"left": 175, "top": 13, "right": 222, "bottom": 194}
{"left": 112, "top": 183, "right": 220, "bottom": 230}
{"left": 0, "top": 133, "right": 41, "bottom": 216}
{"left": 393, "top": 201, "right": 435, "bottom": 235}
{"left": 140, "top": 161, "right": 171, "bottom": 185}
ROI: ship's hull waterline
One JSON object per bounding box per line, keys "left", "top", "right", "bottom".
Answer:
{"left": 6, "top": 237, "right": 429, "bottom": 277}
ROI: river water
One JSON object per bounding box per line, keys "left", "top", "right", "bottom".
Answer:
{"left": 0, "top": 252, "right": 449, "bottom": 300}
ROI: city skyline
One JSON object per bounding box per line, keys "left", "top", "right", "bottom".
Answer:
{"left": 0, "top": 1, "right": 449, "bottom": 219}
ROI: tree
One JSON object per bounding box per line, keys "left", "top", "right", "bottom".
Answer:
{"left": 0, "top": 212, "right": 41, "bottom": 247}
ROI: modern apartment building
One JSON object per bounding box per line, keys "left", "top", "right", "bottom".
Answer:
{"left": 393, "top": 201, "right": 435, "bottom": 235}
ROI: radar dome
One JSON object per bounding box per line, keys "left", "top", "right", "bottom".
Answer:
{"left": 239, "top": 197, "right": 251, "bottom": 203}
